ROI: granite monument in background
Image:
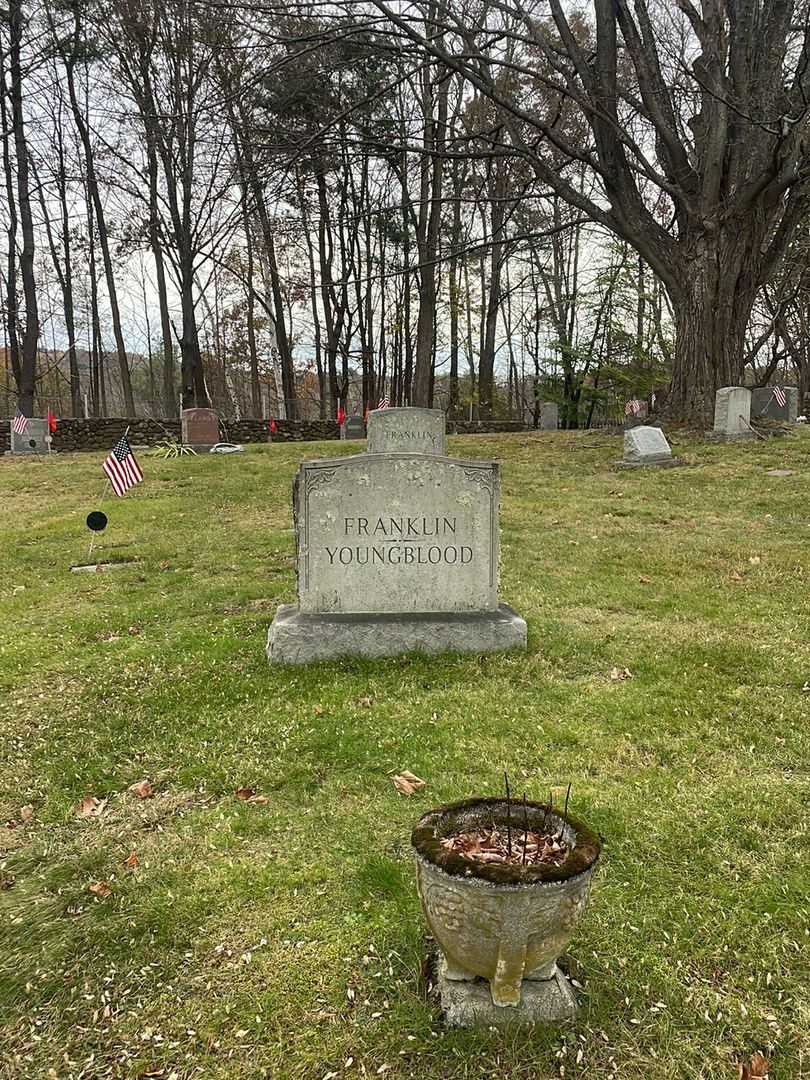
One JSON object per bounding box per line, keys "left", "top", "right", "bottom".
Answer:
{"left": 751, "top": 386, "right": 799, "bottom": 423}
{"left": 267, "top": 407, "right": 527, "bottom": 663}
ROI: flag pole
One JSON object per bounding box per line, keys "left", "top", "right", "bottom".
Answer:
{"left": 87, "top": 425, "right": 131, "bottom": 561}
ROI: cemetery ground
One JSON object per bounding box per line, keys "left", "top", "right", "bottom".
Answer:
{"left": 1, "top": 431, "right": 809, "bottom": 1080}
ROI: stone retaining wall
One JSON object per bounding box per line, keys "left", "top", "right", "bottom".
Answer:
{"left": 1, "top": 415, "right": 527, "bottom": 454}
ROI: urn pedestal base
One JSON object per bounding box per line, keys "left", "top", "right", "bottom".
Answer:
{"left": 437, "top": 956, "right": 577, "bottom": 1027}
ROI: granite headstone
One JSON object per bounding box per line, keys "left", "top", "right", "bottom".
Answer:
{"left": 367, "top": 406, "right": 445, "bottom": 455}
{"left": 618, "top": 425, "right": 677, "bottom": 468}
{"left": 267, "top": 407, "right": 526, "bottom": 663}
{"left": 751, "top": 386, "right": 799, "bottom": 423}
{"left": 10, "top": 418, "right": 48, "bottom": 454}
{"left": 342, "top": 415, "right": 366, "bottom": 440}
{"left": 181, "top": 408, "right": 220, "bottom": 450}
{"left": 711, "top": 386, "right": 754, "bottom": 440}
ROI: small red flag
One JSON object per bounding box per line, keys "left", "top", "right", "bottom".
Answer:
{"left": 269, "top": 416, "right": 277, "bottom": 434}
{"left": 337, "top": 406, "right": 346, "bottom": 425}
{"left": 47, "top": 408, "right": 57, "bottom": 433}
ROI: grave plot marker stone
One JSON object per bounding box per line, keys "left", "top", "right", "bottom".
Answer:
{"left": 267, "top": 407, "right": 527, "bottom": 663}
{"left": 539, "top": 403, "right": 559, "bottom": 431}
{"left": 181, "top": 408, "right": 220, "bottom": 451}
{"left": 617, "top": 425, "right": 680, "bottom": 469}
{"left": 708, "top": 386, "right": 755, "bottom": 441}
{"left": 9, "top": 418, "right": 48, "bottom": 455}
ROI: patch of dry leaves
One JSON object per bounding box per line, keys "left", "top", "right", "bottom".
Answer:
{"left": 440, "top": 826, "right": 569, "bottom": 867}
{"left": 737, "top": 1051, "right": 769, "bottom": 1079}
{"left": 391, "top": 771, "right": 425, "bottom": 796}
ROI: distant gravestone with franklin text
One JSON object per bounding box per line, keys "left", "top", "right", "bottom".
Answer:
{"left": 367, "top": 406, "right": 445, "bottom": 455}
{"left": 267, "top": 407, "right": 526, "bottom": 663}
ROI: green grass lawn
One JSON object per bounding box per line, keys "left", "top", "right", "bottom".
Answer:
{"left": 1, "top": 430, "right": 809, "bottom": 1080}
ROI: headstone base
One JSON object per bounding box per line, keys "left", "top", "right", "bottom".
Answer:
{"left": 267, "top": 604, "right": 527, "bottom": 664}
{"left": 615, "top": 455, "right": 682, "bottom": 470}
{"left": 437, "top": 960, "right": 577, "bottom": 1028}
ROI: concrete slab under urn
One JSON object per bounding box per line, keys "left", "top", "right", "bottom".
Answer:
{"left": 267, "top": 407, "right": 526, "bottom": 663}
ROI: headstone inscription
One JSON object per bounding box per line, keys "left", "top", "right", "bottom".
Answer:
{"left": 710, "top": 386, "right": 754, "bottom": 441}
{"left": 267, "top": 407, "right": 527, "bottom": 663}
{"left": 539, "top": 403, "right": 559, "bottom": 431}
{"left": 751, "top": 387, "right": 799, "bottom": 423}
{"left": 618, "top": 425, "right": 678, "bottom": 469}
{"left": 181, "top": 408, "right": 220, "bottom": 451}
{"left": 10, "top": 418, "right": 48, "bottom": 454}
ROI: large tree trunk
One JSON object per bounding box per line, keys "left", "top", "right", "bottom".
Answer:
{"left": 666, "top": 234, "right": 759, "bottom": 421}
{"left": 8, "top": 0, "right": 38, "bottom": 416}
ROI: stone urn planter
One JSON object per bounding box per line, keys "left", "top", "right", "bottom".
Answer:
{"left": 412, "top": 796, "right": 601, "bottom": 1026}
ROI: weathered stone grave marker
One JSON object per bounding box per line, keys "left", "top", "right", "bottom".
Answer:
{"left": 181, "top": 408, "right": 220, "bottom": 451}
{"left": 617, "top": 425, "right": 679, "bottom": 469}
{"left": 751, "top": 387, "right": 799, "bottom": 423}
{"left": 708, "top": 386, "right": 754, "bottom": 441}
{"left": 267, "top": 407, "right": 527, "bottom": 663}
{"left": 342, "top": 415, "right": 366, "bottom": 440}
{"left": 539, "top": 403, "right": 559, "bottom": 431}
{"left": 9, "top": 418, "right": 48, "bottom": 455}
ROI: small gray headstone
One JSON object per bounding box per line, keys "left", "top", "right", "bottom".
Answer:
{"left": 621, "top": 425, "right": 675, "bottom": 468}
{"left": 539, "top": 403, "right": 559, "bottom": 431}
{"left": 342, "top": 416, "right": 365, "bottom": 440}
{"left": 367, "top": 407, "right": 445, "bottom": 455}
{"left": 713, "top": 386, "right": 752, "bottom": 437}
{"left": 751, "top": 386, "right": 799, "bottom": 423}
{"left": 10, "top": 418, "right": 48, "bottom": 454}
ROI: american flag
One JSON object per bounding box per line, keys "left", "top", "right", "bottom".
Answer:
{"left": 773, "top": 386, "right": 787, "bottom": 408}
{"left": 12, "top": 408, "right": 28, "bottom": 435}
{"left": 377, "top": 395, "right": 390, "bottom": 409}
{"left": 624, "top": 399, "right": 644, "bottom": 417}
{"left": 103, "top": 435, "right": 143, "bottom": 497}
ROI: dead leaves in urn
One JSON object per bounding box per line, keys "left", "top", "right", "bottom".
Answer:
{"left": 128, "top": 779, "right": 154, "bottom": 800}
{"left": 738, "top": 1051, "right": 770, "bottom": 1079}
{"left": 391, "top": 771, "right": 425, "bottom": 796}
{"left": 235, "top": 787, "right": 269, "bottom": 805}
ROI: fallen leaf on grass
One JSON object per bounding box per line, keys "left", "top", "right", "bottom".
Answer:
{"left": 19, "top": 805, "right": 34, "bottom": 823}
{"left": 127, "top": 625, "right": 141, "bottom": 636}
{"left": 730, "top": 571, "right": 744, "bottom": 582}
{"left": 749, "top": 555, "right": 761, "bottom": 566}
{"left": 638, "top": 576, "right": 651, "bottom": 584}
{"left": 128, "top": 780, "right": 154, "bottom": 799}
{"left": 356, "top": 696, "right": 374, "bottom": 707}
{"left": 392, "top": 771, "right": 426, "bottom": 796}
{"left": 609, "top": 667, "right": 633, "bottom": 682}
{"left": 75, "top": 796, "right": 107, "bottom": 817}
{"left": 124, "top": 852, "right": 138, "bottom": 868}
{"left": 313, "top": 704, "right": 324, "bottom": 715}
{"left": 88, "top": 881, "right": 112, "bottom": 899}
{"left": 235, "top": 787, "right": 269, "bottom": 804}
{"left": 738, "top": 1051, "right": 769, "bottom": 1079}
{"left": 802, "top": 682, "right": 810, "bottom": 693}
{"left": 1, "top": 875, "right": 16, "bottom": 890}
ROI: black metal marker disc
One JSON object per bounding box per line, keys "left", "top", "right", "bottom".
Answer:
{"left": 86, "top": 511, "right": 108, "bottom": 532}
